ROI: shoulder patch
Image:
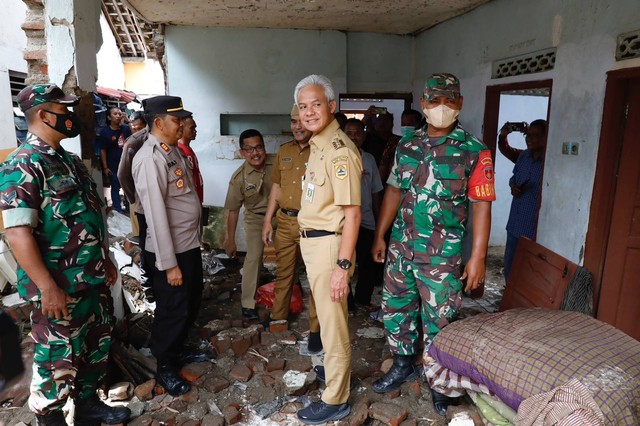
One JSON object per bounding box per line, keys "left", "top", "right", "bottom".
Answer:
{"left": 332, "top": 136, "right": 346, "bottom": 150}
{"left": 332, "top": 155, "right": 348, "bottom": 164}
{"left": 334, "top": 163, "right": 348, "bottom": 180}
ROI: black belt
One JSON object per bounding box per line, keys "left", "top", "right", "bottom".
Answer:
{"left": 299, "top": 229, "right": 340, "bottom": 238}
{"left": 280, "top": 208, "right": 299, "bottom": 217}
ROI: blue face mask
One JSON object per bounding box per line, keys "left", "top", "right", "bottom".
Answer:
{"left": 400, "top": 126, "right": 415, "bottom": 138}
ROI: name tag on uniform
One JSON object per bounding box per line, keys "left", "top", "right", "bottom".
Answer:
{"left": 305, "top": 182, "right": 315, "bottom": 203}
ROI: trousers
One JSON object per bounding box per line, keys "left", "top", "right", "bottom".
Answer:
{"left": 270, "top": 211, "right": 319, "bottom": 332}
{"left": 146, "top": 247, "right": 203, "bottom": 364}
{"left": 300, "top": 234, "right": 353, "bottom": 405}
{"left": 29, "top": 286, "right": 112, "bottom": 414}
{"left": 241, "top": 212, "right": 266, "bottom": 309}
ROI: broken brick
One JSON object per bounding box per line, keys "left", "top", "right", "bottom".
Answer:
{"left": 369, "top": 402, "right": 408, "bottom": 426}
{"left": 134, "top": 379, "right": 156, "bottom": 402}
{"left": 229, "top": 364, "right": 253, "bottom": 382}
{"left": 266, "top": 358, "right": 285, "bottom": 372}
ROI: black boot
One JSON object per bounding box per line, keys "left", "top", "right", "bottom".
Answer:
{"left": 430, "top": 388, "right": 460, "bottom": 416}
{"left": 36, "top": 411, "right": 67, "bottom": 426}
{"left": 157, "top": 361, "right": 190, "bottom": 396}
{"left": 74, "top": 396, "right": 131, "bottom": 426}
{"left": 372, "top": 354, "right": 420, "bottom": 393}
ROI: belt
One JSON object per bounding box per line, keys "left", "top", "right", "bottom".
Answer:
{"left": 280, "top": 208, "right": 299, "bottom": 217}
{"left": 299, "top": 229, "right": 340, "bottom": 238}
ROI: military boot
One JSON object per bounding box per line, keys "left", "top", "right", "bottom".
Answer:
{"left": 430, "top": 388, "right": 461, "bottom": 416}
{"left": 372, "top": 354, "right": 420, "bottom": 393}
{"left": 74, "top": 396, "right": 131, "bottom": 426}
{"left": 156, "top": 360, "right": 190, "bottom": 396}
{"left": 35, "top": 411, "right": 67, "bottom": 426}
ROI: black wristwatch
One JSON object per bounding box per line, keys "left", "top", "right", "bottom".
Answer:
{"left": 336, "top": 258, "right": 352, "bottom": 270}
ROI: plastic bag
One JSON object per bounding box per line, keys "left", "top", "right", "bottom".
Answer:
{"left": 256, "top": 282, "right": 303, "bottom": 315}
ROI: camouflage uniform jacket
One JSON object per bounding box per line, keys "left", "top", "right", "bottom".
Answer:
{"left": 0, "top": 133, "right": 107, "bottom": 301}
{"left": 387, "top": 123, "right": 495, "bottom": 266}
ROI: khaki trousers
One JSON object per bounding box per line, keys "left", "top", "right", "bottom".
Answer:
{"left": 300, "top": 234, "right": 353, "bottom": 405}
{"left": 241, "top": 212, "right": 266, "bottom": 309}
{"left": 129, "top": 202, "right": 140, "bottom": 237}
{"left": 271, "top": 211, "right": 319, "bottom": 332}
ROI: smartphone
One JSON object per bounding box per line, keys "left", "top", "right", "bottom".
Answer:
{"left": 507, "top": 121, "right": 528, "bottom": 133}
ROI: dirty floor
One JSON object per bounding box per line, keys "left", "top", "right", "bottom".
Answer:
{"left": 0, "top": 244, "right": 505, "bottom": 426}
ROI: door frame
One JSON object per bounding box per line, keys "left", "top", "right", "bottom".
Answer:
{"left": 584, "top": 67, "right": 640, "bottom": 312}
{"left": 482, "top": 79, "right": 553, "bottom": 161}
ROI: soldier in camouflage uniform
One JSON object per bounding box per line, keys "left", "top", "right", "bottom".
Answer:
{"left": 0, "top": 84, "right": 130, "bottom": 426}
{"left": 370, "top": 74, "right": 495, "bottom": 414}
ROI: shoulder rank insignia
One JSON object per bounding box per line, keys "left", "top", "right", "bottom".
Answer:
{"left": 175, "top": 168, "right": 184, "bottom": 177}
{"left": 176, "top": 178, "right": 184, "bottom": 189}
{"left": 332, "top": 136, "right": 346, "bottom": 150}
{"left": 160, "top": 142, "right": 171, "bottom": 153}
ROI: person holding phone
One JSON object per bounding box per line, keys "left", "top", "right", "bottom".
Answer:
{"left": 504, "top": 119, "right": 548, "bottom": 281}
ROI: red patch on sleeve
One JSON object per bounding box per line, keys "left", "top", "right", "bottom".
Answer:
{"left": 468, "top": 150, "right": 496, "bottom": 201}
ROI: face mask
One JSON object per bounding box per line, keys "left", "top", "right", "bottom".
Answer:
{"left": 43, "top": 110, "right": 81, "bottom": 138}
{"left": 423, "top": 105, "right": 460, "bottom": 129}
{"left": 400, "top": 126, "right": 415, "bottom": 137}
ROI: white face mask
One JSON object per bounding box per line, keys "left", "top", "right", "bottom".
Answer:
{"left": 423, "top": 105, "right": 460, "bottom": 129}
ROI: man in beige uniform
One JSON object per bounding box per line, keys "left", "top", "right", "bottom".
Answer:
{"left": 132, "top": 96, "right": 202, "bottom": 397}
{"left": 262, "top": 105, "right": 322, "bottom": 356}
{"left": 224, "top": 129, "right": 275, "bottom": 320}
{"left": 295, "top": 74, "right": 362, "bottom": 425}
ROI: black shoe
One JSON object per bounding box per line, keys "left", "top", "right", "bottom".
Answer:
{"left": 372, "top": 354, "right": 420, "bottom": 393}
{"left": 430, "top": 388, "right": 460, "bottom": 416}
{"left": 242, "top": 308, "right": 259, "bottom": 321}
{"left": 313, "top": 365, "right": 325, "bottom": 383}
{"left": 36, "top": 411, "right": 67, "bottom": 426}
{"left": 74, "top": 396, "right": 131, "bottom": 426}
{"left": 157, "top": 365, "right": 191, "bottom": 396}
{"left": 297, "top": 401, "right": 350, "bottom": 425}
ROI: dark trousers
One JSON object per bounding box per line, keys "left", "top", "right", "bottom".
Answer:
{"left": 109, "top": 173, "right": 129, "bottom": 213}
{"left": 145, "top": 247, "right": 203, "bottom": 365}
{"left": 349, "top": 226, "right": 383, "bottom": 308}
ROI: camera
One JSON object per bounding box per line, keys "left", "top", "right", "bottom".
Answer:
{"left": 506, "top": 121, "right": 528, "bottom": 133}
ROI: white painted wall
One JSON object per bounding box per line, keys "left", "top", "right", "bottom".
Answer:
{"left": 346, "top": 32, "right": 414, "bottom": 93}
{"left": 0, "top": 0, "right": 27, "bottom": 150}
{"left": 414, "top": 0, "right": 640, "bottom": 263}
{"left": 96, "top": 12, "right": 126, "bottom": 90}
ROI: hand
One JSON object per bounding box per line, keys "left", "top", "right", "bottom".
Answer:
{"left": 166, "top": 265, "right": 183, "bottom": 286}
{"left": 262, "top": 223, "right": 273, "bottom": 246}
{"left": 461, "top": 256, "right": 485, "bottom": 292}
{"left": 330, "top": 266, "right": 350, "bottom": 303}
{"left": 225, "top": 241, "right": 237, "bottom": 259}
{"left": 510, "top": 182, "right": 524, "bottom": 197}
{"left": 499, "top": 123, "right": 510, "bottom": 137}
{"left": 105, "top": 257, "right": 118, "bottom": 287}
{"left": 40, "top": 285, "right": 72, "bottom": 320}
{"left": 371, "top": 237, "right": 387, "bottom": 263}
{"left": 103, "top": 168, "right": 112, "bottom": 176}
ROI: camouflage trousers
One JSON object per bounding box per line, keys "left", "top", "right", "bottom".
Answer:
{"left": 28, "top": 286, "right": 112, "bottom": 415}
{"left": 381, "top": 252, "right": 462, "bottom": 364}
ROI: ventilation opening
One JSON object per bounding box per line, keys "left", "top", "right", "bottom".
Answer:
{"left": 616, "top": 29, "right": 640, "bottom": 61}
{"left": 492, "top": 48, "right": 556, "bottom": 79}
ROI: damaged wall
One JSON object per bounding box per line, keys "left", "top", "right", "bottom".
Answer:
{"left": 413, "top": 0, "right": 640, "bottom": 263}
{"left": 0, "top": 1, "right": 27, "bottom": 151}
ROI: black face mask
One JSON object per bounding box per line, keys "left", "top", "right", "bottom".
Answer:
{"left": 43, "top": 109, "right": 81, "bottom": 138}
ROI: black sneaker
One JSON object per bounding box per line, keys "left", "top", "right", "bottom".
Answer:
{"left": 297, "top": 401, "right": 350, "bottom": 425}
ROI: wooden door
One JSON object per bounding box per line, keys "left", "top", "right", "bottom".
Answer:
{"left": 597, "top": 79, "right": 640, "bottom": 340}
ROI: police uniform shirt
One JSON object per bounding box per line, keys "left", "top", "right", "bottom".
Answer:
{"left": 298, "top": 120, "right": 362, "bottom": 232}
{"left": 270, "top": 140, "right": 310, "bottom": 211}
{"left": 132, "top": 133, "right": 201, "bottom": 271}
{"left": 224, "top": 154, "right": 275, "bottom": 215}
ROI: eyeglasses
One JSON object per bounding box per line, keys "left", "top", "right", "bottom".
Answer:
{"left": 242, "top": 145, "right": 266, "bottom": 153}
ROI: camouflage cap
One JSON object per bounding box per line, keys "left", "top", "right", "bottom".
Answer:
{"left": 423, "top": 73, "right": 461, "bottom": 101}
{"left": 18, "top": 84, "right": 80, "bottom": 112}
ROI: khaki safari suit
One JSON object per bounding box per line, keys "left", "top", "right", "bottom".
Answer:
{"left": 269, "top": 140, "right": 319, "bottom": 333}
{"left": 225, "top": 155, "right": 275, "bottom": 309}
{"left": 298, "top": 120, "right": 362, "bottom": 404}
